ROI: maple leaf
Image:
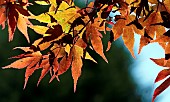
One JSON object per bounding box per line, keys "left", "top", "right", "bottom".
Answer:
{"left": 142, "top": 12, "right": 165, "bottom": 39}
{"left": 50, "top": 46, "right": 72, "bottom": 82}
{"left": 71, "top": 45, "right": 83, "bottom": 92}
{"left": 0, "top": 0, "right": 31, "bottom": 42}
{"left": 112, "top": 15, "right": 137, "bottom": 57}
{"left": 3, "top": 50, "right": 42, "bottom": 88}
{"left": 17, "top": 14, "right": 31, "bottom": 42}
{"left": 150, "top": 58, "right": 166, "bottom": 67}
{"left": 57, "top": 53, "right": 72, "bottom": 75}
{"left": 29, "top": 25, "right": 49, "bottom": 35}
{"left": 163, "top": 0, "right": 170, "bottom": 14}
{"left": 155, "top": 69, "right": 170, "bottom": 83}
{"left": 152, "top": 77, "right": 170, "bottom": 102}
{"left": 0, "top": 7, "right": 6, "bottom": 29}
{"left": 2, "top": 0, "right": 170, "bottom": 101}
{"left": 136, "top": 11, "right": 166, "bottom": 53}
{"left": 40, "top": 24, "right": 64, "bottom": 44}
{"left": 138, "top": 31, "right": 152, "bottom": 54}
{"left": 86, "top": 17, "right": 108, "bottom": 62}
{"left": 34, "top": 0, "right": 50, "bottom": 5}
{"left": 51, "top": 1, "right": 81, "bottom": 33}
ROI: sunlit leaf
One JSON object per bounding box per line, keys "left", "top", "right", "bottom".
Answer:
{"left": 152, "top": 77, "right": 170, "bottom": 102}
{"left": 71, "top": 45, "right": 83, "bottom": 92}
{"left": 155, "top": 69, "right": 170, "bottom": 82}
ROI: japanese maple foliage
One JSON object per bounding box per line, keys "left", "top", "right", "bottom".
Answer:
{"left": 1, "top": 0, "right": 170, "bottom": 101}
{"left": 0, "top": 0, "right": 31, "bottom": 42}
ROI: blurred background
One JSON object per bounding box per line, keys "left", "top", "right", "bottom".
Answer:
{"left": 1, "top": 1, "right": 168, "bottom": 102}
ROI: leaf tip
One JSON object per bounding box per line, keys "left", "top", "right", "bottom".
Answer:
{"left": 101, "top": 54, "right": 108, "bottom": 63}
{"left": 2, "top": 66, "right": 11, "bottom": 69}
{"left": 23, "top": 80, "right": 28, "bottom": 90}
{"left": 74, "top": 83, "right": 77, "bottom": 93}
{"left": 152, "top": 95, "right": 156, "bottom": 102}
{"left": 37, "top": 80, "right": 41, "bottom": 87}
{"left": 49, "top": 75, "right": 55, "bottom": 83}
{"left": 73, "top": 79, "right": 78, "bottom": 93}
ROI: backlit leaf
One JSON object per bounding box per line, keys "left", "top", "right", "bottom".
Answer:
{"left": 71, "top": 45, "right": 83, "bottom": 92}
{"left": 17, "top": 14, "right": 30, "bottom": 42}
{"left": 150, "top": 58, "right": 165, "bottom": 66}
{"left": 155, "top": 69, "right": 170, "bottom": 83}
{"left": 152, "top": 77, "right": 170, "bottom": 102}
{"left": 86, "top": 24, "right": 108, "bottom": 63}
{"left": 122, "top": 27, "right": 135, "bottom": 58}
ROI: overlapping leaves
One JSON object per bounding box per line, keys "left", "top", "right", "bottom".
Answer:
{"left": 0, "top": 0, "right": 31, "bottom": 42}
{"left": 1, "top": 0, "right": 170, "bottom": 101}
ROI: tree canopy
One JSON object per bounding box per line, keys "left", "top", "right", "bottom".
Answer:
{"left": 0, "top": 0, "right": 170, "bottom": 101}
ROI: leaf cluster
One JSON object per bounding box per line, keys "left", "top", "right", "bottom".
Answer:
{"left": 1, "top": 0, "right": 170, "bottom": 101}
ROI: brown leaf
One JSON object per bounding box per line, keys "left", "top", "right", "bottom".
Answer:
{"left": 0, "top": 7, "right": 6, "bottom": 27}
{"left": 24, "top": 57, "right": 42, "bottom": 89}
{"left": 24, "top": 66, "right": 37, "bottom": 89}
{"left": 37, "top": 61, "right": 50, "bottom": 85}
{"left": 144, "top": 12, "right": 165, "bottom": 39}
{"left": 155, "top": 69, "right": 170, "bottom": 82}
{"left": 15, "top": 4, "right": 30, "bottom": 16}
{"left": 49, "top": 57, "right": 59, "bottom": 82}
{"left": 150, "top": 58, "right": 165, "bottom": 66}
{"left": 3, "top": 51, "right": 42, "bottom": 89}
{"left": 112, "top": 19, "right": 125, "bottom": 40}
{"left": 8, "top": 6, "right": 18, "bottom": 41}
{"left": 90, "top": 28, "right": 108, "bottom": 62}
{"left": 151, "top": 35, "right": 170, "bottom": 43}
{"left": 75, "top": 38, "right": 87, "bottom": 49}
{"left": 122, "top": 27, "right": 135, "bottom": 58}
{"left": 58, "top": 54, "right": 72, "bottom": 75}
{"left": 152, "top": 77, "right": 170, "bottom": 102}
{"left": 0, "top": 1, "right": 31, "bottom": 41}
{"left": 40, "top": 25, "right": 63, "bottom": 44}
{"left": 164, "top": 0, "right": 170, "bottom": 14}
{"left": 71, "top": 45, "right": 83, "bottom": 92}
{"left": 2, "top": 57, "right": 34, "bottom": 69}
{"left": 165, "top": 43, "right": 170, "bottom": 54}
{"left": 138, "top": 36, "right": 150, "bottom": 54}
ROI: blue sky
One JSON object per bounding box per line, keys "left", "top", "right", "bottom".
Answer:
{"left": 131, "top": 34, "right": 170, "bottom": 102}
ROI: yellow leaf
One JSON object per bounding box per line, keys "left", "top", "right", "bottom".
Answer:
{"left": 35, "top": 1, "right": 49, "bottom": 5}
{"left": 85, "top": 52, "right": 97, "bottom": 63}
{"left": 49, "top": 0, "right": 57, "bottom": 6}
{"left": 49, "top": 2, "right": 81, "bottom": 33}
{"left": 32, "top": 13, "right": 51, "bottom": 23}
{"left": 29, "top": 25, "right": 49, "bottom": 35}
{"left": 65, "top": 44, "right": 71, "bottom": 55}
